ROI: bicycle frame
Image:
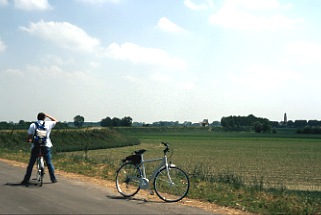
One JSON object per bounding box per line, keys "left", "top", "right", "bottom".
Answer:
{"left": 138, "top": 153, "right": 174, "bottom": 188}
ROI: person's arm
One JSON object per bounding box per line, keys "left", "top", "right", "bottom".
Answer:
{"left": 27, "top": 134, "right": 33, "bottom": 143}
{"left": 45, "top": 113, "right": 58, "bottom": 123}
{"left": 27, "top": 123, "right": 34, "bottom": 143}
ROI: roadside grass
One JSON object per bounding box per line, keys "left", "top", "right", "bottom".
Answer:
{"left": 1, "top": 127, "right": 321, "bottom": 214}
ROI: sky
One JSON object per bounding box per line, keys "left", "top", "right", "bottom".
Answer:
{"left": 1, "top": 0, "right": 321, "bottom": 124}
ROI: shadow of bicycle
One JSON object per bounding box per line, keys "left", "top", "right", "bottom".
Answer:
{"left": 106, "top": 195, "right": 164, "bottom": 204}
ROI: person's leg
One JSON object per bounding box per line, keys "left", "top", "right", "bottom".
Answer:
{"left": 43, "top": 147, "right": 57, "bottom": 182}
{"left": 22, "top": 147, "right": 38, "bottom": 183}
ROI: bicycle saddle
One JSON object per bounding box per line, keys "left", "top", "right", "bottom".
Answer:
{"left": 134, "top": 149, "right": 146, "bottom": 155}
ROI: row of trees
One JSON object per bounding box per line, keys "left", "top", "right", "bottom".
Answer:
{"left": 100, "top": 116, "right": 132, "bottom": 127}
{"left": 221, "top": 115, "right": 271, "bottom": 133}
{"left": 73, "top": 115, "right": 133, "bottom": 128}
{"left": 0, "top": 120, "right": 69, "bottom": 130}
{"left": 220, "top": 115, "right": 321, "bottom": 133}
{"left": 1, "top": 114, "right": 320, "bottom": 134}
{"left": 0, "top": 115, "right": 133, "bottom": 129}
{"left": 282, "top": 120, "right": 321, "bottom": 128}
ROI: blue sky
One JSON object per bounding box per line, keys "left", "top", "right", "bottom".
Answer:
{"left": 1, "top": 0, "right": 320, "bottom": 123}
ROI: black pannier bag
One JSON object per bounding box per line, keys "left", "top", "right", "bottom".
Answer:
{"left": 122, "top": 154, "right": 141, "bottom": 165}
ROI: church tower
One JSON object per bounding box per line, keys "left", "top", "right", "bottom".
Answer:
{"left": 284, "top": 113, "right": 287, "bottom": 125}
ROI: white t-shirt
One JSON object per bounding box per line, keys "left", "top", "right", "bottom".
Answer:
{"left": 28, "top": 120, "right": 57, "bottom": 148}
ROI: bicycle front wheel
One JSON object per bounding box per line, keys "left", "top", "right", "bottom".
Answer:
{"left": 154, "top": 166, "right": 190, "bottom": 202}
{"left": 36, "top": 158, "right": 44, "bottom": 186}
{"left": 116, "top": 163, "right": 141, "bottom": 197}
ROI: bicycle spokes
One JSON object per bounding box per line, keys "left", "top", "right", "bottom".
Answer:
{"left": 154, "top": 166, "right": 190, "bottom": 202}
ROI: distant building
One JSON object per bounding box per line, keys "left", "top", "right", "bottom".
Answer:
{"left": 200, "top": 119, "right": 209, "bottom": 127}
{"left": 284, "top": 113, "right": 287, "bottom": 125}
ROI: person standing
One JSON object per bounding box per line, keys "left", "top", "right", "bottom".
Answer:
{"left": 21, "top": 112, "right": 58, "bottom": 185}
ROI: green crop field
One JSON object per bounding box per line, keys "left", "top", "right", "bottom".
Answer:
{"left": 112, "top": 127, "right": 321, "bottom": 191}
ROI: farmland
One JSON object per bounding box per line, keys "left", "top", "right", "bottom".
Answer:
{"left": 1, "top": 127, "right": 321, "bottom": 214}
{"left": 113, "top": 127, "right": 321, "bottom": 191}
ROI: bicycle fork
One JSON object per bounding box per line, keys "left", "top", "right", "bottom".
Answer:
{"left": 164, "top": 158, "right": 175, "bottom": 186}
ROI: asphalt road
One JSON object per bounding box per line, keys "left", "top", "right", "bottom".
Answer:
{"left": 0, "top": 160, "right": 217, "bottom": 214}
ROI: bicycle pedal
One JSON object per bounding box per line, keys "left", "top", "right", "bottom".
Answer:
{"left": 148, "top": 190, "right": 154, "bottom": 195}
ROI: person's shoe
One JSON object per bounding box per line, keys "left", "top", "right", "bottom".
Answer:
{"left": 51, "top": 179, "right": 57, "bottom": 183}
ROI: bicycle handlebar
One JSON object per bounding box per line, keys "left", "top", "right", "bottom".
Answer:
{"left": 161, "top": 142, "right": 170, "bottom": 154}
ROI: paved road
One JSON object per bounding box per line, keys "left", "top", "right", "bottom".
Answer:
{"left": 0, "top": 160, "right": 216, "bottom": 214}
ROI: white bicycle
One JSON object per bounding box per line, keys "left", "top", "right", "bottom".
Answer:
{"left": 116, "top": 142, "right": 190, "bottom": 202}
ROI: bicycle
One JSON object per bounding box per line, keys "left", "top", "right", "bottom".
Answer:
{"left": 116, "top": 142, "right": 190, "bottom": 202}
{"left": 35, "top": 144, "right": 45, "bottom": 186}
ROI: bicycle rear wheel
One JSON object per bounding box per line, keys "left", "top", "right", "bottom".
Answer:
{"left": 154, "top": 166, "right": 190, "bottom": 202}
{"left": 116, "top": 163, "right": 141, "bottom": 197}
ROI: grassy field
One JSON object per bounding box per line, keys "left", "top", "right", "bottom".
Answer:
{"left": 112, "top": 127, "right": 321, "bottom": 191}
{"left": 1, "top": 127, "right": 321, "bottom": 214}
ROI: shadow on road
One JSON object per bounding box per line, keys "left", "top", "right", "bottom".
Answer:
{"left": 107, "top": 195, "right": 164, "bottom": 204}
{"left": 4, "top": 180, "right": 53, "bottom": 187}
{"left": 4, "top": 182, "right": 27, "bottom": 187}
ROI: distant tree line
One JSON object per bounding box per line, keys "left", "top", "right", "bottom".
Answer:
{"left": 100, "top": 116, "right": 132, "bottom": 127}
{"left": 0, "top": 115, "right": 133, "bottom": 130}
{"left": 220, "top": 114, "right": 271, "bottom": 133}
{"left": 283, "top": 120, "right": 321, "bottom": 128}
{"left": 220, "top": 115, "right": 321, "bottom": 134}
{"left": 1, "top": 114, "right": 320, "bottom": 134}
{"left": 0, "top": 120, "right": 69, "bottom": 130}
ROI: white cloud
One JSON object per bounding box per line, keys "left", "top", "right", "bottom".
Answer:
{"left": 0, "top": 0, "right": 8, "bottom": 6}
{"left": 209, "top": 0, "right": 303, "bottom": 31}
{"left": 224, "top": 0, "right": 281, "bottom": 10}
{"left": 19, "top": 20, "right": 186, "bottom": 70}
{"left": 105, "top": 42, "right": 186, "bottom": 70}
{"left": 1, "top": 68, "right": 24, "bottom": 78}
{"left": 123, "top": 74, "right": 144, "bottom": 84}
{"left": 13, "top": 0, "right": 52, "bottom": 11}
{"left": 0, "top": 38, "right": 6, "bottom": 52}
{"left": 76, "top": 0, "right": 120, "bottom": 4}
{"left": 177, "top": 81, "right": 196, "bottom": 90}
{"left": 150, "top": 72, "right": 172, "bottom": 82}
{"left": 20, "top": 20, "right": 100, "bottom": 52}
{"left": 284, "top": 41, "right": 321, "bottom": 65}
{"left": 184, "top": 0, "right": 214, "bottom": 10}
{"left": 1, "top": 64, "right": 103, "bottom": 88}
{"left": 157, "top": 17, "right": 186, "bottom": 33}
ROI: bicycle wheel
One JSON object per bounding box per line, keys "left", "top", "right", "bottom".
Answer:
{"left": 154, "top": 166, "right": 190, "bottom": 202}
{"left": 36, "top": 158, "right": 44, "bottom": 186}
{"left": 116, "top": 163, "right": 141, "bottom": 197}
